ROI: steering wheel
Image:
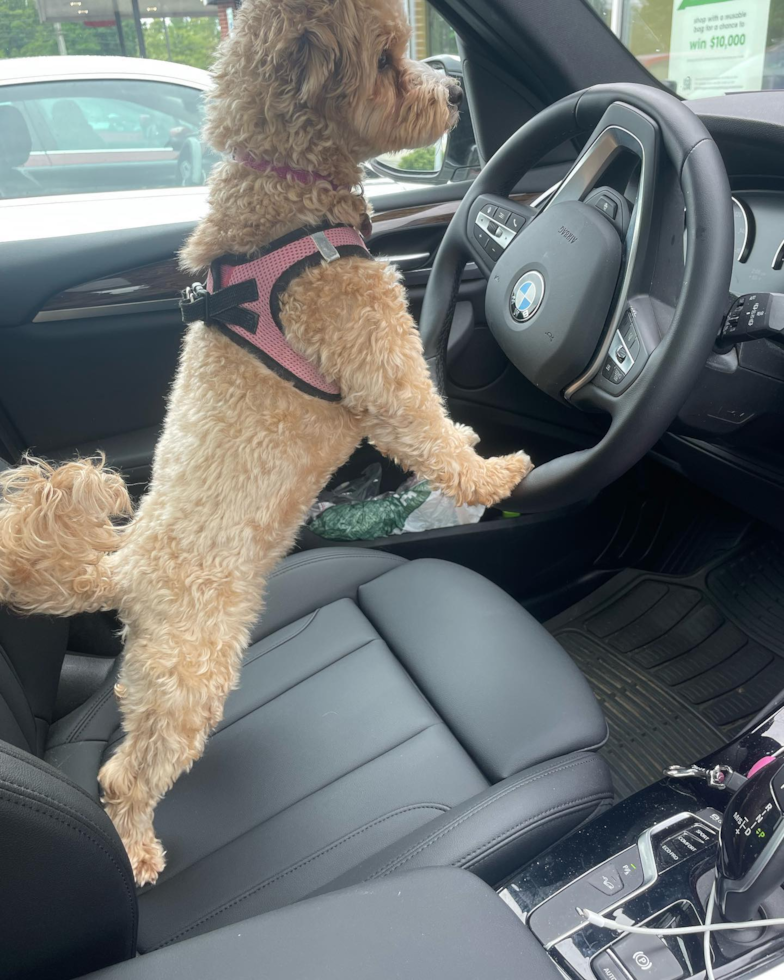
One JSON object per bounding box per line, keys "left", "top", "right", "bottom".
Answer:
{"left": 420, "top": 83, "right": 734, "bottom": 512}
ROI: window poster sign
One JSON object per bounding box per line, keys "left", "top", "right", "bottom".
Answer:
{"left": 669, "top": 0, "right": 772, "bottom": 98}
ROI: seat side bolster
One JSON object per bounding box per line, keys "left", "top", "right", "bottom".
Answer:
{"left": 313, "top": 752, "right": 613, "bottom": 894}
{"left": 0, "top": 740, "right": 138, "bottom": 978}
{"left": 253, "top": 548, "right": 407, "bottom": 641}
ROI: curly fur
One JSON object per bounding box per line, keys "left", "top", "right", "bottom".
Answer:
{"left": 0, "top": 455, "right": 130, "bottom": 616}
{"left": 0, "top": 0, "right": 533, "bottom": 886}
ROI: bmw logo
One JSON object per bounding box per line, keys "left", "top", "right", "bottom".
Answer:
{"left": 510, "top": 271, "right": 545, "bottom": 323}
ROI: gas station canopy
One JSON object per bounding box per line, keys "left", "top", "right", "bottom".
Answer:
{"left": 36, "top": 0, "right": 217, "bottom": 22}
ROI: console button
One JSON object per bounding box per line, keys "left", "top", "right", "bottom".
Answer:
{"left": 682, "top": 823, "right": 717, "bottom": 847}
{"left": 657, "top": 830, "right": 705, "bottom": 869}
{"left": 695, "top": 807, "right": 723, "bottom": 831}
{"left": 528, "top": 846, "right": 643, "bottom": 945}
{"left": 613, "top": 935, "right": 683, "bottom": 980}
{"left": 669, "top": 830, "right": 701, "bottom": 856}
{"left": 593, "top": 951, "right": 629, "bottom": 980}
{"left": 657, "top": 838, "right": 682, "bottom": 868}
{"left": 588, "top": 865, "right": 623, "bottom": 897}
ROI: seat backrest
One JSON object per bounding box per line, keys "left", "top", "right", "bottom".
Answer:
{"left": 0, "top": 609, "right": 69, "bottom": 755}
{"left": 0, "top": 455, "right": 69, "bottom": 754}
{"left": 0, "top": 740, "right": 138, "bottom": 979}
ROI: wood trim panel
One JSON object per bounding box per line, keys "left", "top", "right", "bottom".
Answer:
{"left": 39, "top": 257, "right": 189, "bottom": 316}
{"left": 36, "top": 192, "right": 539, "bottom": 319}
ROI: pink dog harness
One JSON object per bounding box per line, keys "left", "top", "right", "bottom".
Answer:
{"left": 180, "top": 224, "right": 371, "bottom": 401}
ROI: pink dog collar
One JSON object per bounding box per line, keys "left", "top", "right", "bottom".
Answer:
{"left": 235, "top": 152, "right": 347, "bottom": 192}
{"left": 180, "top": 224, "right": 371, "bottom": 400}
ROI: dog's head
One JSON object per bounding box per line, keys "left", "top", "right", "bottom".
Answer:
{"left": 205, "top": 0, "right": 461, "bottom": 177}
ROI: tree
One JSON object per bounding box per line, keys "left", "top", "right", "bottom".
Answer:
{"left": 0, "top": 0, "right": 219, "bottom": 69}
{"left": 143, "top": 18, "right": 220, "bottom": 71}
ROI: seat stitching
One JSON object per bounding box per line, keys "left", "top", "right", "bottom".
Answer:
{"left": 101, "top": 634, "right": 382, "bottom": 754}
{"left": 374, "top": 790, "right": 611, "bottom": 880}
{"left": 146, "top": 723, "right": 444, "bottom": 889}
{"left": 63, "top": 683, "right": 116, "bottom": 744}
{"left": 0, "top": 788, "right": 137, "bottom": 955}
{"left": 208, "top": 636, "right": 380, "bottom": 740}
{"left": 457, "top": 792, "right": 614, "bottom": 871}
{"left": 1, "top": 739, "right": 106, "bottom": 810}
{"left": 149, "top": 802, "right": 448, "bottom": 950}
{"left": 245, "top": 610, "right": 319, "bottom": 665}
{"left": 0, "top": 774, "right": 127, "bottom": 853}
{"left": 365, "top": 756, "right": 592, "bottom": 879}
{"left": 267, "top": 551, "right": 405, "bottom": 583}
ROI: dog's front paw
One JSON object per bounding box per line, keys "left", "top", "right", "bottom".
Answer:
{"left": 454, "top": 423, "right": 480, "bottom": 449}
{"left": 459, "top": 452, "right": 533, "bottom": 507}
{"left": 125, "top": 832, "right": 167, "bottom": 887}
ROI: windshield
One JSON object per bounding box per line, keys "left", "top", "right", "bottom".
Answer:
{"left": 585, "top": 0, "right": 784, "bottom": 100}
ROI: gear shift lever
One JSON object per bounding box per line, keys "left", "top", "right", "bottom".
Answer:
{"left": 717, "top": 758, "right": 784, "bottom": 922}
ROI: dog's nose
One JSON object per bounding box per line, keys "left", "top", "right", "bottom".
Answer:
{"left": 447, "top": 83, "right": 463, "bottom": 107}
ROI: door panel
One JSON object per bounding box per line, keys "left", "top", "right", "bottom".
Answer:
{"left": 0, "top": 178, "right": 597, "bottom": 490}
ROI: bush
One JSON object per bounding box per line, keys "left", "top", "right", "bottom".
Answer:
{"left": 399, "top": 146, "right": 436, "bottom": 171}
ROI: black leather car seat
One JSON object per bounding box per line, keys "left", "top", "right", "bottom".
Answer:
{"left": 0, "top": 546, "right": 612, "bottom": 977}
{"left": 0, "top": 104, "right": 40, "bottom": 198}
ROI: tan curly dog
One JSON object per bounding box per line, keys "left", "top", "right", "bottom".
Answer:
{"left": 0, "top": 0, "right": 533, "bottom": 885}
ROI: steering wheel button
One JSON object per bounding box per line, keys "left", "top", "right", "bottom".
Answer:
{"left": 481, "top": 204, "right": 496, "bottom": 217}
{"left": 507, "top": 213, "right": 525, "bottom": 232}
{"left": 474, "top": 227, "right": 490, "bottom": 248}
{"left": 484, "top": 239, "right": 503, "bottom": 261}
{"left": 487, "top": 220, "right": 500, "bottom": 236}
{"left": 495, "top": 207, "right": 511, "bottom": 224}
{"left": 596, "top": 195, "right": 619, "bottom": 220}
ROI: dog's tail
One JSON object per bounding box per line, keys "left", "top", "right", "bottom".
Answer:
{"left": 0, "top": 454, "right": 132, "bottom": 616}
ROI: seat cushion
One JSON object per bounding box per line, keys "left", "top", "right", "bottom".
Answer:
{"left": 45, "top": 549, "right": 610, "bottom": 952}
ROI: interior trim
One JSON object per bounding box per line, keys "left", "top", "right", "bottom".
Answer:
{"left": 31, "top": 193, "right": 536, "bottom": 323}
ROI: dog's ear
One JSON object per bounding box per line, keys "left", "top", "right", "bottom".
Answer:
{"left": 292, "top": 25, "right": 339, "bottom": 105}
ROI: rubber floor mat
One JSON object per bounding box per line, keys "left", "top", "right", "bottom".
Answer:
{"left": 547, "top": 534, "right": 784, "bottom": 798}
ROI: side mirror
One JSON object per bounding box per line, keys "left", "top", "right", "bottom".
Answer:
{"left": 366, "top": 56, "right": 480, "bottom": 186}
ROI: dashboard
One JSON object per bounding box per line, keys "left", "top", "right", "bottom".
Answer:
{"left": 658, "top": 92, "right": 784, "bottom": 531}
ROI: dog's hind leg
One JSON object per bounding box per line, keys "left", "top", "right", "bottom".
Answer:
{"left": 98, "top": 607, "right": 251, "bottom": 886}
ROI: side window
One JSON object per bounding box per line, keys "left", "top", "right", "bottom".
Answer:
{"left": 0, "top": 78, "right": 215, "bottom": 201}
{"left": 364, "top": 2, "right": 477, "bottom": 190}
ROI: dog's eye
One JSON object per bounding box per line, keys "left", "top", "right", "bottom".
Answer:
{"left": 378, "top": 51, "right": 391, "bottom": 71}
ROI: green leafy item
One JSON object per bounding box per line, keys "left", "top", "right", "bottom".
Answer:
{"left": 309, "top": 481, "right": 432, "bottom": 541}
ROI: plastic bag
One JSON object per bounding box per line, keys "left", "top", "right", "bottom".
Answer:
{"left": 306, "top": 465, "right": 485, "bottom": 542}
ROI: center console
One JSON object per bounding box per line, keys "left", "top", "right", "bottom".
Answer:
{"left": 499, "top": 705, "right": 784, "bottom": 980}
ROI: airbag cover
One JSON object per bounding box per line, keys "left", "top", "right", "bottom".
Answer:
{"left": 485, "top": 201, "right": 622, "bottom": 399}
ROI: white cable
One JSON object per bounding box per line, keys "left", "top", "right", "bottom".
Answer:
{"left": 704, "top": 880, "right": 717, "bottom": 980}
{"left": 578, "top": 905, "right": 784, "bottom": 935}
